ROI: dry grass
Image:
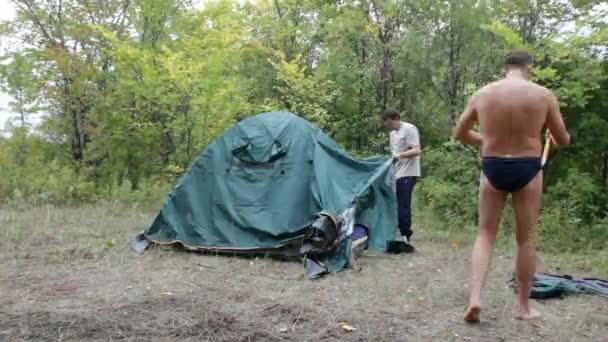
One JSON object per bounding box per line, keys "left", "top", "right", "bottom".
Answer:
{"left": 0, "top": 205, "right": 607, "bottom": 341}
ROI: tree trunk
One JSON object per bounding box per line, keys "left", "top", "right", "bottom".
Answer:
{"left": 446, "top": 13, "right": 462, "bottom": 128}
{"left": 64, "top": 76, "right": 84, "bottom": 162}
{"left": 18, "top": 95, "right": 26, "bottom": 127}
{"left": 357, "top": 37, "right": 367, "bottom": 153}
{"left": 602, "top": 150, "right": 608, "bottom": 188}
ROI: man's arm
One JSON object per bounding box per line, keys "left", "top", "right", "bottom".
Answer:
{"left": 398, "top": 145, "right": 420, "bottom": 159}
{"left": 453, "top": 95, "right": 482, "bottom": 145}
{"left": 545, "top": 92, "right": 570, "bottom": 147}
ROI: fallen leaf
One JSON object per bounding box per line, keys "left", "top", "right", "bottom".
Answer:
{"left": 104, "top": 240, "right": 115, "bottom": 248}
{"left": 451, "top": 241, "right": 459, "bottom": 248}
{"left": 339, "top": 322, "right": 357, "bottom": 332}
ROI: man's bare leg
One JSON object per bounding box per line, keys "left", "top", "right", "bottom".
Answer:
{"left": 511, "top": 172, "right": 543, "bottom": 320}
{"left": 464, "top": 176, "right": 507, "bottom": 322}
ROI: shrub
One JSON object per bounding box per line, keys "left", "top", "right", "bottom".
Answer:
{"left": 413, "top": 145, "right": 480, "bottom": 235}
{"left": 413, "top": 146, "right": 608, "bottom": 253}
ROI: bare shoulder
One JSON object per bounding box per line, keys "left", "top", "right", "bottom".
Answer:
{"left": 474, "top": 80, "right": 506, "bottom": 96}
{"left": 476, "top": 82, "right": 498, "bottom": 94}
{"left": 530, "top": 81, "right": 558, "bottom": 103}
{"left": 467, "top": 83, "right": 495, "bottom": 105}
{"left": 519, "top": 79, "right": 548, "bottom": 92}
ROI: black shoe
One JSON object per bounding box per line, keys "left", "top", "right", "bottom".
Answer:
{"left": 387, "top": 239, "right": 415, "bottom": 254}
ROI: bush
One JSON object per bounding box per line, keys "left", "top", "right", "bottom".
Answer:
{"left": 413, "top": 146, "right": 608, "bottom": 253}
{"left": 538, "top": 167, "right": 608, "bottom": 252}
{"left": 414, "top": 145, "right": 480, "bottom": 235}
{"left": 0, "top": 133, "right": 172, "bottom": 208}
{"left": 103, "top": 177, "right": 172, "bottom": 207}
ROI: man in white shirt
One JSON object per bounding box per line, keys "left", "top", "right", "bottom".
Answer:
{"left": 383, "top": 109, "right": 421, "bottom": 244}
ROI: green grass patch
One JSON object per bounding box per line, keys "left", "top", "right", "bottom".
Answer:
{"left": 415, "top": 201, "right": 608, "bottom": 277}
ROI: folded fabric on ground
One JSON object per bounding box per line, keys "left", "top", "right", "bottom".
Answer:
{"left": 351, "top": 224, "right": 369, "bottom": 259}
{"left": 508, "top": 272, "right": 608, "bottom": 299}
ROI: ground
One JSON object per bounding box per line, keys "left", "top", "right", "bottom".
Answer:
{"left": 1, "top": 206, "right": 606, "bottom": 342}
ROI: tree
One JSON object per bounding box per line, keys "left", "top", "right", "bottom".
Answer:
{"left": 0, "top": 52, "right": 41, "bottom": 128}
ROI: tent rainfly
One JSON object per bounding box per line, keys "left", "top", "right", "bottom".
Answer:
{"left": 132, "top": 111, "right": 411, "bottom": 279}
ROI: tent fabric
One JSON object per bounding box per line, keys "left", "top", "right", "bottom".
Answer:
{"left": 508, "top": 272, "right": 608, "bottom": 299}
{"left": 140, "top": 111, "right": 400, "bottom": 275}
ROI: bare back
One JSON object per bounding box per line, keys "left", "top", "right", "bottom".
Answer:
{"left": 475, "top": 79, "right": 551, "bottom": 157}
{"left": 457, "top": 56, "right": 571, "bottom": 324}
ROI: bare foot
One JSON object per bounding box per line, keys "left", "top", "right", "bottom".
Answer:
{"left": 464, "top": 304, "right": 481, "bottom": 323}
{"left": 513, "top": 306, "right": 541, "bottom": 320}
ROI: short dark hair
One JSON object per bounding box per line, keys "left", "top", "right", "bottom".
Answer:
{"left": 504, "top": 49, "right": 533, "bottom": 67}
{"left": 383, "top": 109, "right": 400, "bottom": 121}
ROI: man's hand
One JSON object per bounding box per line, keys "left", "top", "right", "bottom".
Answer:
{"left": 453, "top": 94, "right": 482, "bottom": 145}
{"left": 544, "top": 129, "right": 565, "bottom": 149}
{"left": 464, "top": 130, "right": 483, "bottom": 145}
{"left": 393, "top": 146, "right": 421, "bottom": 160}
{"left": 545, "top": 92, "right": 570, "bottom": 147}
{"left": 545, "top": 130, "right": 558, "bottom": 146}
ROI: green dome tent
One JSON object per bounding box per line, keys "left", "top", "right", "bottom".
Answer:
{"left": 132, "top": 111, "right": 407, "bottom": 278}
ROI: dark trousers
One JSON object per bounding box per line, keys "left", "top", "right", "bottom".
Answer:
{"left": 396, "top": 176, "right": 417, "bottom": 239}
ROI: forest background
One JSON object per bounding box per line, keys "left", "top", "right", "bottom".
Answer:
{"left": 0, "top": 0, "right": 607, "bottom": 267}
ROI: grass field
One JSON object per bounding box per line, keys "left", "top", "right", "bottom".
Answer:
{"left": 1, "top": 205, "right": 607, "bottom": 341}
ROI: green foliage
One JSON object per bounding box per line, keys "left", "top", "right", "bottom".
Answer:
{"left": 0, "top": 0, "right": 606, "bottom": 254}
{"left": 481, "top": 21, "right": 525, "bottom": 50}
{"left": 0, "top": 129, "right": 96, "bottom": 206}
{"left": 270, "top": 51, "right": 340, "bottom": 128}
{"left": 415, "top": 148, "right": 608, "bottom": 253}
{"left": 0, "top": 52, "right": 42, "bottom": 127}
{"left": 539, "top": 167, "right": 608, "bottom": 251}
{"left": 414, "top": 146, "right": 480, "bottom": 234}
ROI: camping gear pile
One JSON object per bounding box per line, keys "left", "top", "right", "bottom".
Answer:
{"left": 132, "top": 111, "right": 409, "bottom": 279}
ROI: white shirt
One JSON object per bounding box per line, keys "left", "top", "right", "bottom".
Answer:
{"left": 389, "top": 121, "right": 421, "bottom": 178}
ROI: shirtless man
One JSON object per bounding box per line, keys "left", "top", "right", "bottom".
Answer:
{"left": 453, "top": 50, "right": 570, "bottom": 322}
